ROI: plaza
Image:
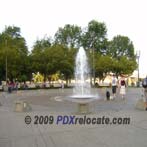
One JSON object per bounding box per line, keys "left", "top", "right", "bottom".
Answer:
{"left": 0, "top": 88, "right": 147, "bottom": 147}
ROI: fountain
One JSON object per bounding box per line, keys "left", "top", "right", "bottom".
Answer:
{"left": 69, "top": 47, "right": 98, "bottom": 114}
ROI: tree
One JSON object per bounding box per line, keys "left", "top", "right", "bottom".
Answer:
{"left": 31, "top": 42, "right": 75, "bottom": 84}
{"left": 59, "top": 47, "right": 76, "bottom": 84}
{"left": 108, "top": 35, "right": 137, "bottom": 76}
{"left": 45, "top": 44, "right": 75, "bottom": 83}
{"left": 111, "top": 56, "right": 137, "bottom": 76}
{"left": 81, "top": 20, "right": 107, "bottom": 54}
{"left": 94, "top": 54, "right": 113, "bottom": 80}
{"left": 30, "top": 37, "right": 52, "bottom": 80}
{"left": 81, "top": 20, "right": 107, "bottom": 84}
{"left": 54, "top": 24, "right": 82, "bottom": 48}
{"left": 33, "top": 36, "right": 52, "bottom": 52}
{"left": 108, "top": 35, "right": 135, "bottom": 59}
{"left": 0, "top": 26, "right": 28, "bottom": 80}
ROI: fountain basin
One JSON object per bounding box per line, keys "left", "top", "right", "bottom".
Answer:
{"left": 69, "top": 95, "right": 97, "bottom": 103}
{"left": 67, "top": 95, "right": 98, "bottom": 114}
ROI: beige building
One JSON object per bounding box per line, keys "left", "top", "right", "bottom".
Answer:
{"left": 97, "top": 71, "right": 146, "bottom": 87}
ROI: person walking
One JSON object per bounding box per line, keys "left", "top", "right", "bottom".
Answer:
{"left": 142, "top": 75, "right": 147, "bottom": 111}
{"left": 119, "top": 76, "right": 126, "bottom": 99}
{"left": 111, "top": 74, "right": 118, "bottom": 99}
{"left": 61, "top": 81, "right": 64, "bottom": 92}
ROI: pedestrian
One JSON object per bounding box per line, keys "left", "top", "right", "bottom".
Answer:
{"left": 15, "top": 80, "right": 19, "bottom": 91}
{"left": 61, "top": 81, "right": 64, "bottom": 92}
{"left": 119, "top": 76, "right": 126, "bottom": 99}
{"left": 8, "top": 80, "right": 12, "bottom": 93}
{"left": 111, "top": 74, "right": 118, "bottom": 99}
{"left": 61, "top": 81, "right": 64, "bottom": 89}
{"left": 142, "top": 75, "right": 147, "bottom": 111}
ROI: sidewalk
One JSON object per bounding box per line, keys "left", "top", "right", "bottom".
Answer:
{"left": 0, "top": 88, "right": 147, "bottom": 147}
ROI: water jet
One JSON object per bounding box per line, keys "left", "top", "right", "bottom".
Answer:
{"left": 68, "top": 47, "right": 98, "bottom": 114}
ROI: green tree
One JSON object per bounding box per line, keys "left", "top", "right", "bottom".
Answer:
{"left": 45, "top": 44, "right": 75, "bottom": 83}
{"left": 81, "top": 20, "right": 107, "bottom": 84}
{"left": 31, "top": 42, "right": 75, "bottom": 84}
{"left": 30, "top": 37, "right": 52, "bottom": 80}
{"left": 111, "top": 56, "right": 137, "bottom": 76}
{"left": 81, "top": 20, "right": 107, "bottom": 54}
{"left": 59, "top": 47, "right": 76, "bottom": 84}
{"left": 108, "top": 35, "right": 135, "bottom": 59}
{"left": 33, "top": 37, "right": 52, "bottom": 51}
{"left": 108, "top": 35, "right": 137, "bottom": 76}
{"left": 95, "top": 55, "right": 113, "bottom": 80}
{"left": 54, "top": 24, "right": 82, "bottom": 48}
{"left": 0, "top": 26, "right": 28, "bottom": 80}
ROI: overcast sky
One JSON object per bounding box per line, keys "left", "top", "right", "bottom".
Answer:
{"left": 0, "top": 0, "right": 147, "bottom": 76}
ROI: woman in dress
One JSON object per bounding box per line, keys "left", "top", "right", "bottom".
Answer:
{"left": 119, "top": 76, "right": 126, "bottom": 99}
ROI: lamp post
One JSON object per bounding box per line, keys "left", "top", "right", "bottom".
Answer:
{"left": 92, "top": 47, "right": 95, "bottom": 87}
{"left": 5, "top": 39, "right": 8, "bottom": 82}
{"left": 136, "top": 50, "right": 140, "bottom": 87}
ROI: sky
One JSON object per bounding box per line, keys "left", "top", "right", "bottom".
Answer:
{"left": 0, "top": 0, "right": 147, "bottom": 76}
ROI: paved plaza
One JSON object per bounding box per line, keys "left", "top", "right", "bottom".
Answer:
{"left": 0, "top": 88, "right": 147, "bottom": 147}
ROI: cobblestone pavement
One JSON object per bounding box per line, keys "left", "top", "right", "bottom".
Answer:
{"left": 0, "top": 88, "right": 147, "bottom": 147}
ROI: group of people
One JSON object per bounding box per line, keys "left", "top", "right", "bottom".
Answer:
{"left": 111, "top": 74, "right": 127, "bottom": 99}
{"left": 6, "top": 80, "right": 19, "bottom": 93}
{"left": 111, "top": 74, "right": 147, "bottom": 111}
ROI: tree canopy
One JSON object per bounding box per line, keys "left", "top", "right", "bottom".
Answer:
{"left": 0, "top": 21, "right": 138, "bottom": 84}
{"left": 54, "top": 24, "right": 81, "bottom": 48}
{"left": 0, "top": 26, "right": 28, "bottom": 81}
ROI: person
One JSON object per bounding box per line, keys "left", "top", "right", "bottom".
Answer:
{"left": 119, "top": 76, "right": 126, "bottom": 99}
{"left": 23, "top": 81, "right": 28, "bottom": 90}
{"left": 15, "top": 80, "right": 19, "bottom": 91}
{"left": 7, "top": 80, "right": 13, "bottom": 93}
{"left": 111, "top": 74, "right": 118, "bottom": 99}
{"left": 61, "top": 81, "right": 64, "bottom": 89}
{"left": 60, "top": 81, "right": 64, "bottom": 93}
{"left": 142, "top": 75, "right": 147, "bottom": 111}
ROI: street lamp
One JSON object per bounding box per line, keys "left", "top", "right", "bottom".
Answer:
{"left": 5, "top": 39, "right": 8, "bottom": 82}
{"left": 92, "top": 47, "right": 95, "bottom": 87}
{"left": 136, "top": 50, "right": 140, "bottom": 87}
